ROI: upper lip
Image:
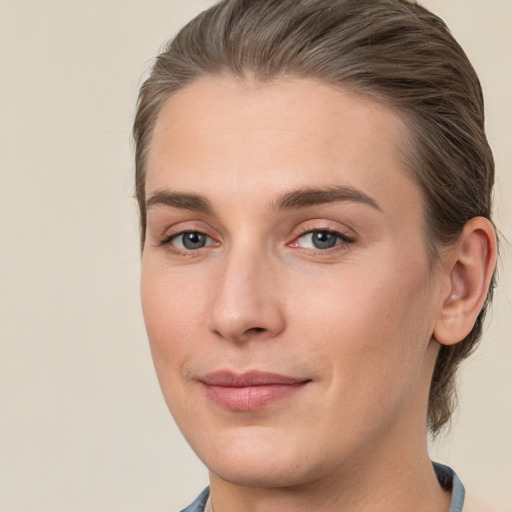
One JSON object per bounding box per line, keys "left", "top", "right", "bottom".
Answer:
{"left": 199, "top": 370, "right": 310, "bottom": 387}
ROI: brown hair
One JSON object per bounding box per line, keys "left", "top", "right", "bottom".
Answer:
{"left": 133, "top": 0, "right": 496, "bottom": 435}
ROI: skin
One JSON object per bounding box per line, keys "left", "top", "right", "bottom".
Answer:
{"left": 140, "top": 76, "right": 491, "bottom": 512}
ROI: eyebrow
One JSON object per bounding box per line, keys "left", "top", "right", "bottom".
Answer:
{"left": 145, "top": 184, "right": 381, "bottom": 215}
{"left": 146, "top": 190, "right": 213, "bottom": 214}
{"left": 271, "top": 185, "right": 382, "bottom": 211}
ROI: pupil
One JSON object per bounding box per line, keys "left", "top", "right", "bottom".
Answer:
{"left": 312, "top": 231, "right": 337, "bottom": 249}
{"left": 183, "top": 232, "right": 206, "bottom": 249}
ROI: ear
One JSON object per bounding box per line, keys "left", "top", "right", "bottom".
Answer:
{"left": 433, "top": 217, "right": 497, "bottom": 346}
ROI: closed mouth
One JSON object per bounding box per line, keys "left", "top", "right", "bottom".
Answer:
{"left": 199, "top": 370, "right": 311, "bottom": 410}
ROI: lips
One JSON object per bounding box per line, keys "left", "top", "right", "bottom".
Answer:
{"left": 199, "top": 370, "right": 311, "bottom": 411}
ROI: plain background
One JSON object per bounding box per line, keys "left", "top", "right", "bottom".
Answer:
{"left": 0, "top": 0, "right": 510, "bottom": 510}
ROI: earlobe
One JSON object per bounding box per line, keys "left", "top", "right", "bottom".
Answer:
{"left": 433, "top": 217, "right": 497, "bottom": 346}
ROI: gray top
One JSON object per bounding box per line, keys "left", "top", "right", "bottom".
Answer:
{"left": 180, "top": 462, "right": 465, "bottom": 512}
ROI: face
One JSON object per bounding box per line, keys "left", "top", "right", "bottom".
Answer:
{"left": 141, "top": 76, "right": 443, "bottom": 489}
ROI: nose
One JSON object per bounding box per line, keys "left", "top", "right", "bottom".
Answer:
{"left": 207, "top": 246, "right": 286, "bottom": 343}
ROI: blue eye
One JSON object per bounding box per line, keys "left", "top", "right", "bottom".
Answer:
{"left": 295, "top": 230, "right": 347, "bottom": 250}
{"left": 171, "top": 232, "right": 213, "bottom": 250}
{"left": 310, "top": 231, "right": 339, "bottom": 249}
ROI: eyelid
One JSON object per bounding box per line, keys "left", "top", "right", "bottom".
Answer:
{"left": 290, "top": 221, "right": 356, "bottom": 241}
{"left": 287, "top": 222, "right": 356, "bottom": 255}
{"left": 171, "top": 231, "right": 217, "bottom": 247}
{"left": 291, "top": 229, "right": 353, "bottom": 245}
{"left": 151, "top": 219, "right": 355, "bottom": 255}
{"left": 153, "top": 221, "right": 221, "bottom": 251}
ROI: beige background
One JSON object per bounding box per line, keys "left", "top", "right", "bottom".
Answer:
{"left": 0, "top": 0, "right": 510, "bottom": 510}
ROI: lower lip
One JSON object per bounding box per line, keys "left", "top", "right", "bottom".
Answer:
{"left": 203, "top": 383, "right": 308, "bottom": 411}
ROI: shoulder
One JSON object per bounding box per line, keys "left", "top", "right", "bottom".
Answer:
{"left": 179, "top": 487, "right": 210, "bottom": 512}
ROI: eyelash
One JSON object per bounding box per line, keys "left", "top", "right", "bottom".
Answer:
{"left": 157, "top": 227, "right": 355, "bottom": 256}
{"left": 158, "top": 230, "right": 218, "bottom": 254}
{"left": 289, "top": 228, "right": 355, "bottom": 253}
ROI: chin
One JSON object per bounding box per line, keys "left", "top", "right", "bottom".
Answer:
{"left": 209, "top": 457, "right": 317, "bottom": 489}
{"left": 190, "top": 426, "right": 329, "bottom": 489}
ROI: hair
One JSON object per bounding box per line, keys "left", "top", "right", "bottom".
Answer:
{"left": 133, "top": 0, "right": 496, "bottom": 435}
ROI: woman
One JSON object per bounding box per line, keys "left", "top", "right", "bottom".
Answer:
{"left": 133, "top": 1, "right": 498, "bottom": 510}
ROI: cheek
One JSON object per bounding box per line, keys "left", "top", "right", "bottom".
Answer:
{"left": 289, "top": 258, "right": 436, "bottom": 401}
{"left": 140, "top": 264, "right": 212, "bottom": 431}
{"left": 140, "top": 261, "right": 205, "bottom": 379}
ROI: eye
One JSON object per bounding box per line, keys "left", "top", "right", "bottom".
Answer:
{"left": 169, "top": 231, "right": 216, "bottom": 251}
{"left": 292, "top": 230, "right": 351, "bottom": 250}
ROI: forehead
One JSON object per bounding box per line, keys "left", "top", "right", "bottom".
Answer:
{"left": 145, "top": 75, "right": 421, "bottom": 221}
